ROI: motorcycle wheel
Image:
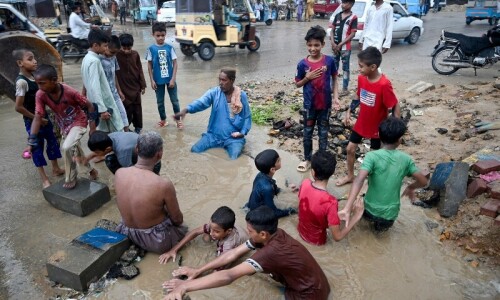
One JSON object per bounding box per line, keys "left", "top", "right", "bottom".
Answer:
{"left": 60, "top": 45, "right": 81, "bottom": 63}
{"left": 431, "top": 46, "right": 463, "bottom": 75}
{"left": 247, "top": 36, "right": 261, "bottom": 52}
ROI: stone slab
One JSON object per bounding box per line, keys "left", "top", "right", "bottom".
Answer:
{"left": 495, "top": 215, "right": 500, "bottom": 226}
{"left": 480, "top": 199, "right": 500, "bottom": 218}
{"left": 429, "top": 162, "right": 469, "bottom": 218}
{"left": 47, "top": 228, "right": 130, "bottom": 291}
{"left": 462, "top": 146, "right": 500, "bottom": 166}
{"left": 42, "top": 178, "right": 110, "bottom": 217}
{"left": 406, "top": 81, "right": 435, "bottom": 94}
{"left": 467, "top": 178, "right": 488, "bottom": 198}
{"left": 472, "top": 159, "right": 500, "bottom": 175}
{"left": 487, "top": 180, "right": 500, "bottom": 200}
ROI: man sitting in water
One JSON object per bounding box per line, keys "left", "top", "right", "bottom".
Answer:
{"left": 115, "top": 131, "right": 186, "bottom": 253}
{"left": 174, "top": 68, "right": 251, "bottom": 160}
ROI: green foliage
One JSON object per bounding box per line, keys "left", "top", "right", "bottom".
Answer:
{"left": 250, "top": 102, "right": 281, "bottom": 125}
{"left": 290, "top": 103, "right": 302, "bottom": 112}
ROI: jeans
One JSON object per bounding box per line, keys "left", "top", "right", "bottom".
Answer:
{"left": 155, "top": 83, "right": 180, "bottom": 121}
{"left": 363, "top": 209, "right": 395, "bottom": 232}
{"left": 303, "top": 108, "right": 331, "bottom": 161}
{"left": 333, "top": 50, "right": 351, "bottom": 90}
{"left": 24, "top": 118, "right": 62, "bottom": 167}
{"left": 191, "top": 133, "right": 246, "bottom": 160}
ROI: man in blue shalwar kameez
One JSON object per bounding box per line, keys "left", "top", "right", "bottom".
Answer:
{"left": 174, "top": 68, "right": 251, "bottom": 160}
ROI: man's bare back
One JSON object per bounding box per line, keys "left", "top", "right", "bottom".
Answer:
{"left": 115, "top": 166, "right": 183, "bottom": 229}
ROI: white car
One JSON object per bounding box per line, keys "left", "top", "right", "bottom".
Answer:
{"left": 157, "top": 1, "right": 175, "bottom": 24}
{"left": 327, "top": 0, "right": 424, "bottom": 44}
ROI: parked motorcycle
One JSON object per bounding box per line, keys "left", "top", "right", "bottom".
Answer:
{"left": 56, "top": 34, "right": 88, "bottom": 62}
{"left": 431, "top": 25, "right": 500, "bottom": 75}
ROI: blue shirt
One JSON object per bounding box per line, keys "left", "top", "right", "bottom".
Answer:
{"left": 246, "top": 172, "right": 291, "bottom": 218}
{"left": 187, "top": 87, "right": 252, "bottom": 140}
{"left": 145, "top": 44, "right": 177, "bottom": 85}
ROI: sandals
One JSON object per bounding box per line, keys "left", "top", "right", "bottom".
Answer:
{"left": 156, "top": 120, "right": 169, "bottom": 128}
{"left": 296, "top": 161, "right": 310, "bottom": 173}
{"left": 176, "top": 119, "right": 184, "bottom": 129}
{"left": 22, "top": 149, "right": 31, "bottom": 159}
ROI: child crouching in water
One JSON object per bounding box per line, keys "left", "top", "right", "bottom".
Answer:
{"left": 159, "top": 206, "right": 248, "bottom": 265}
{"left": 13, "top": 49, "right": 64, "bottom": 188}
{"left": 30, "top": 64, "right": 98, "bottom": 189}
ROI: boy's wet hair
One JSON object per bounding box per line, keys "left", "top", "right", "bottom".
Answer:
{"left": 152, "top": 22, "right": 167, "bottom": 34}
{"left": 88, "top": 131, "right": 113, "bottom": 151}
{"left": 220, "top": 68, "right": 236, "bottom": 81}
{"left": 12, "top": 49, "right": 32, "bottom": 61}
{"left": 109, "top": 35, "right": 121, "bottom": 50}
{"left": 304, "top": 25, "right": 326, "bottom": 43}
{"left": 119, "top": 33, "right": 134, "bottom": 47}
{"left": 379, "top": 116, "right": 407, "bottom": 145}
{"left": 137, "top": 131, "right": 163, "bottom": 159}
{"left": 245, "top": 206, "right": 278, "bottom": 235}
{"left": 211, "top": 206, "right": 236, "bottom": 230}
{"left": 342, "top": 0, "right": 355, "bottom": 4}
{"left": 72, "top": 1, "right": 81, "bottom": 11}
{"left": 254, "top": 149, "right": 279, "bottom": 174}
{"left": 88, "top": 29, "right": 110, "bottom": 47}
{"left": 33, "top": 64, "right": 57, "bottom": 80}
{"left": 357, "top": 46, "right": 382, "bottom": 67}
{"left": 311, "top": 150, "right": 337, "bottom": 181}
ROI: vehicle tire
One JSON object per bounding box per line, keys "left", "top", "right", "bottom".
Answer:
{"left": 466, "top": 17, "right": 472, "bottom": 25}
{"left": 247, "top": 36, "right": 261, "bottom": 52}
{"left": 180, "top": 43, "right": 195, "bottom": 56}
{"left": 407, "top": 27, "right": 420, "bottom": 44}
{"left": 319, "top": 13, "right": 325, "bottom": 18}
{"left": 198, "top": 42, "right": 215, "bottom": 61}
{"left": 489, "top": 18, "right": 493, "bottom": 25}
{"left": 431, "top": 46, "right": 463, "bottom": 75}
{"left": 60, "top": 45, "right": 80, "bottom": 63}
{"left": 265, "top": 19, "right": 272, "bottom": 25}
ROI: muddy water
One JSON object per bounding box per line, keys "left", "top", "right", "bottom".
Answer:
{"left": 1, "top": 16, "right": 499, "bottom": 299}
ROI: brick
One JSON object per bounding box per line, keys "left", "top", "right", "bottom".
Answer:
{"left": 47, "top": 228, "right": 130, "bottom": 291}
{"left": 429, "top": 162, "right": 469, "bottom": 217}
{"left": 480, "top": 199, "right": 500, "bottom": 218}
{"left": 472, "top": 159, "right": 500, "bottom": 175}
{"left": 406, "top": 81, "right": 435, "bottom": 94}
{"left": 43, "top": 178, "right": 110, "bottom": 217}
{"left": 467, "top": 178, "right": 488, "bottom": 198}
{"left": 495, "top": 215, "right": 500, "bottom": 226}
{"left": 488, "top": 180, "right": 500, "bottom": 200}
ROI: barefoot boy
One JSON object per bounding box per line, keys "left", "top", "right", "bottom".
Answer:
{"left": 298, "top": 150, "right": 364, "bottom": 245}
{"left": 336, "top": 46, "right": 400, "bottom": 186}
{"left": 13, "top": 49, "right": 64, "bottom": 188}
{"left": 159, "top": 206, "right": 248, "bottom": 265}
{"left": 339, "top": 117, "right": 428, "bottom": 232}
{"left": 30, "top": 64, "right": 97, "bottom": 189}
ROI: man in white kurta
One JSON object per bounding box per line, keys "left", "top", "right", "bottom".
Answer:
{"left": 82, "top": 51, "right": 124, "bottom": 132}
{"left": 359, "top": 0, "right": 393, "bottom": 53}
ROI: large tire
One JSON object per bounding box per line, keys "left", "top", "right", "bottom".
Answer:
{"left": 407, "top": 27, "right": 420, "bottom": 44}
{"left": 247, "top": 36, "right": 261, "bottom": 52}
{"left": 431, "top": 46, "right": 463, "bottom": 75}
{"left": 198, "top": 42, "right": 215, "bottom": 61}
{"left": 180, "top": 43, "right": 195, "bottom": 56}
{"left": 265, "top": 19, "right": 272, "bottom": 25}
{"left": 466, "top": 17, "right": 472, "bottom": 25}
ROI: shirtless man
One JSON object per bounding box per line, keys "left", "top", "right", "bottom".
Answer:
{"left": 115, "top": 131, "right": 186, "bottom": 253}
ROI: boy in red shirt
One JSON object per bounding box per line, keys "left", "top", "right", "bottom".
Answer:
{"left": 298, "top": 150, "right": 364, "bottom": 245}
{"left": 336, "top": 47, "right": 400, "bottom": 186}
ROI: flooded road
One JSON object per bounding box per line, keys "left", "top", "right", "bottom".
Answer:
{"left": 1, "top": 12, "right": 499, "bottom": 299}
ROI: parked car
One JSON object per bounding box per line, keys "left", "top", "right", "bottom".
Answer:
{"left": 314, "top": 0, "right": 340, "bottom": 18}
{"left": 157, "top": 0, "right": 175, "bottom": 24}
{"left": 327, "top": 0, "right": 424, "bottom": 44}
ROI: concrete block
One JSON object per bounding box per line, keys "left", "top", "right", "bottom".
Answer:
{"left": 42, "top": 178, "right": 110, "bottom": 217}
{"left": 480, "top": 199, "right": 500, "bottom": 218}
{"left": 488, "top": 180, "right": 500, "bottom": 200}
{"left": 472, "top": 159, "right": 500, "bottom": 175}
{"left": 495, "top": 215, "right": 500, "bottom": 226}
{"left": 467, "top": 178, "right": 488, "bottom": 198}
{"left": 47, "top": 228, "right": 130, "bottom": 291}
{"left": 429, "top": 162, "right": 469, "bottom": 218}
{"left": 406, "top": 81, "right": 435, "bottom": 94}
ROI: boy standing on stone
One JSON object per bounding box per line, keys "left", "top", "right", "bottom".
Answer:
{"left": 339, "top": 117, "right": 428, "bottom": 232}
{"left": 116, "top": 33, "right": 146, "bottom": 134}
{"left": 336, "top": 47, "right": 400, "bottom": 186}
{"left": 295, "top": 25, "right": 340, "bottom": 173}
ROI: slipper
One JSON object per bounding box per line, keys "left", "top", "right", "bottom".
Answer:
{"left": 296, "top": 161, "right": 310, "bottom": 173}
{"left": 273, "top": 120, "right": 285, "bottom": 130}
{"left": 22, "top": 150, "right": 31, "bottom": 159}
{"left": 176, "top": 119, "right": 184, "bottom": 129}
{"left": 156, "top": 120, "right": 168, "bottom": 128}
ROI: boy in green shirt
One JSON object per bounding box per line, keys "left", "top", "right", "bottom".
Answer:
{"left": 339, "top": 117, "right": 428, "bottom": 232}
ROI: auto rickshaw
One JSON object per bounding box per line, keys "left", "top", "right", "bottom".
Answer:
{"left": 465, "top": 0, "right": 499, "bottom": 25}
{"left": 175, "top": 0, "right": 260, "bottom": 61}
{"left": 131, "top": 0, "right": 157, "bottom": 24}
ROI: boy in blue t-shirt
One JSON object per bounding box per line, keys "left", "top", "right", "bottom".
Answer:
{"left": 146, "top": 22, "right": 182, "bottom": 129}
{"left": 295, "top": 25, "right": 340, "bottom": 173}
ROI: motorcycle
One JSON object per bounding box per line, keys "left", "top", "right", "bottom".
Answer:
{"left": 56, "top": 34, "right": 88, "bottom": 62}
{"left": 431, "top": 25, "right": 500, "bottom": 75}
